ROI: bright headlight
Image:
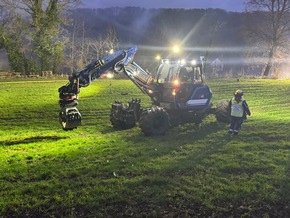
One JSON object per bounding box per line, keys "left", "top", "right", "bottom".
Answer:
{"left": 173, "top": 79, "right": 179, "bottom": 86}
{"left": 107, "top": 73, "right": 114, "bottom": 79}
{"left": 191, "top": 60, "right": 197, "bottom": 65}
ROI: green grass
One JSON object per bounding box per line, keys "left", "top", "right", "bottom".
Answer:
{"left": 1, "top": 78, "right": 290, "bottom": 217}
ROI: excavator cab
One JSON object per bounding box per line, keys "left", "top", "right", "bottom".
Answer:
{"left": 155, "top": 59, "right": 212, "bottom": 112}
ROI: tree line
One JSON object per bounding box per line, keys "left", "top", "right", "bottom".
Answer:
{"left": 1, "top": 0, "right": 290, "bottom": 77}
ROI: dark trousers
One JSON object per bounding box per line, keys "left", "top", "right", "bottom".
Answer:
{"left": 229, "top": 116, "right": 244, "bottom": 132}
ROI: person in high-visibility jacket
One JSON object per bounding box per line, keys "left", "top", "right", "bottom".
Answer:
{"left": 228, "top": 90, "right": 251, "bottom": 135}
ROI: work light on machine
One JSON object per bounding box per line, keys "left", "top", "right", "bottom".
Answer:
{"left": 161, "top": 59, "right": 170, "bottom": 64}
{"left": 180, "top": 59, "right": 186, "bottom": 65}
{"left": 173, "top": 79, "right": 180, "bottom": 86}
{"left": 107, "top": 72, "right": 114, "bottom": 79}
{"left": 173, "top": 45, "right": 180, "bottom": 54}
{"left": 133, "top": 70, "right": 139, "bottom": 76}
{"left": 191, "top": 60, "right": 197, "bottom": 65}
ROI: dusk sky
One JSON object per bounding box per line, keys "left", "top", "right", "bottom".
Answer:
{"left": 81, "top": 0, "right": 246, "bottom": 12}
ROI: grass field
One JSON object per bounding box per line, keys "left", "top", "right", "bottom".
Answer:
{"left": 1, "top": 78, "right": 290, "bottom": 217}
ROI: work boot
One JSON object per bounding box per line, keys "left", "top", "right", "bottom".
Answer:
{"left": 233, "top": 130, "right": 239, "bottom": 136}
{"left": 228, "top": 129, "right": 233, "bottom": 135}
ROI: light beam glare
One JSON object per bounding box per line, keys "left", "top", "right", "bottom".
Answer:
{"left": 133, "top": 45, "right": 270, "bottom": 53}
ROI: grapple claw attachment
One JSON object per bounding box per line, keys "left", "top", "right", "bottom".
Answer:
{"left": 59, "top": 106, "right": 82, "bottom": 131}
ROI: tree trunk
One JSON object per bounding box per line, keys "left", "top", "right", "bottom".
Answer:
{"left": 263, "top": 48, "right": 274, "bottom": 77}
{"left": 263, "top": 61, "right": 272, "bottom": 77}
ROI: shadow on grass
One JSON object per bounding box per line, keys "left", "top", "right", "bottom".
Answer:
{"left": 0, "top": 136, "right": 67, "bottom": 146}
{"left": 99, "top": 113, "right": 230, "bottom": 135}
{"left": 123, "top": 118, "right": 228, "bottom": 140}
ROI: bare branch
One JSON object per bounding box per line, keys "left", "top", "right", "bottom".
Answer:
{"left": 245, "top": 0, "right": 290, "bottom": 76}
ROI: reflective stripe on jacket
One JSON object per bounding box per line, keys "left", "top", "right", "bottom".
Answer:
{"left": 230, "top": 97, "right": 244, "bottom": 117}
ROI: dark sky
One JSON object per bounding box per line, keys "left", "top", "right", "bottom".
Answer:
{"left": 81, "top": 0, "right": 246, "bottom": 12}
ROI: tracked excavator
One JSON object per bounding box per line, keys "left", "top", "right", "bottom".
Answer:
{"left": 58, "top": 46, "right": 229, "bottom": 136}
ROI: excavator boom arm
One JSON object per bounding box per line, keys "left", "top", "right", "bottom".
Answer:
{"left": 58, "top": 45, "right": 156, "bottom": 130}
{"left": 58, "top": 46, "right": 137, "bottom": 99}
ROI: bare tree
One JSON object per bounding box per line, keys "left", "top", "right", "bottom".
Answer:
{"left": 1, "top": 0, "right": 81, "bottom": 73}
{"left": 246, "top": 0, "right": 290, "bottom": 77}
{"left": 105, "top": 26, "right": 119, "bottom": 54}
{"left": 64, "top": 25, "right": 119, "bottom": 74}
{"left": 204, "top": 21, "right": 224, "bottom": 77}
